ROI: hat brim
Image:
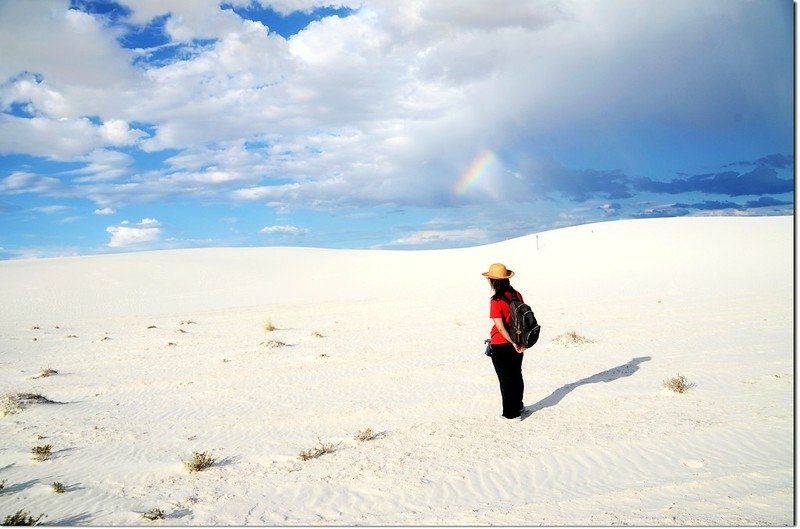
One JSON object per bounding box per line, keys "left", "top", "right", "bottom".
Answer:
{"left": 482, "top": 270, "right": 514, "bottom": 279}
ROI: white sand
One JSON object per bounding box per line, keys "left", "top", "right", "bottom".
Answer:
{"left": 0, "top": 215, "right": 793, "bottom": 526}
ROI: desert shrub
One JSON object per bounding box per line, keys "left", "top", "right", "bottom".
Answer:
{"left": 35, "top": 368, "right": 58, "bottom": 379}
{"left": 1, "top": 393, "right": 58, "bottom": 416}
{"left": 552, "top": 331, "right": 595, "bottom": 347}
{"left": 3, "top": 510, "right": 45, "bottom": 526}
{"left": 0, "top": 480, "right": 6, "bottom": 493}
{"left": 51, "top": 482, "right": 65, "bottom": 494}
{"left": 663, "top": 374, "right": 695, "bottom": 393}
{"left": 264, "top": 320, "right": 277, "bottom": 332}
{"left": 297, "top": 439, "right": 341, "bottom": 461}
{"left": 141, "top": 509, "right": 165, "bottom": 521}
{"left": 184, "top": 451, "right": 215, "bottom": 473}
{"left": 31, "top": 445, "right": 52, "bottom": 462}
{"left": 354, "top": 428, "right": 376, "bottom": 442}
{"left": 261, "top": 340, "right": 288, "bottom": 349}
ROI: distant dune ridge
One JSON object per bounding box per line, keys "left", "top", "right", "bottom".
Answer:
{"left": 0, "top": 216, "right": 793, "bottom": 525}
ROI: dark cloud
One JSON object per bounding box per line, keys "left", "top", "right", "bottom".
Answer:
{"left": 745, "top": 196, "right": 793, "bottom": 208}
{"left": 527, "top": 161, "right": 633, "bottom": 202}
{"left": 726, "top": 153, "right": 794, "bottom": 169}
{"left": 672, "top": 200, "right": 741, "bottom": 210}
{"left": 520, "top": 152, "right": 793, "bottom": 205}
{"left": 632, "top": 207, "right": 691, "bottom": 219}
{"left": 631, "top": 195, "right": 793, "bottom": 220}
{"left": 634, "top": 165, "right": 793, "bottom": 197}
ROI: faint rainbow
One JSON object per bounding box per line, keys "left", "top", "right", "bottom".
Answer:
{"left": 454, "top": 149, "right": 497, "bottom": 195}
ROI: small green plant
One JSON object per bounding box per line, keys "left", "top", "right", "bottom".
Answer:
{"left": 663, "top": 374, "right": 695, "bottom": 393}
{"left": 297, "top": 439, "right": 341, "bottom": 461}
{"left": 51, "top": 482, "right": 66, "bottom": 494}
{"left": 3, "top": 510, "right": 45, "bottom": 526}
{"left": 31, "top": 445, "right": 52, "bottom": 462}
{"left": 354, "top": 428, "right": 376, "bottom": 442}
{"left": 141, "top": 509, "right": 165, "bottom": 521}
{"left": 184, "top": 451, "right": 215, "bottom": 473}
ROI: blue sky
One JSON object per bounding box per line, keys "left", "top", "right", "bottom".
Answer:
{"left": 0, "top": 0, "right": 793, "bottom": 259}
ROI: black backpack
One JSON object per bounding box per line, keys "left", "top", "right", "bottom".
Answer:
{"left": 508, "top": 296, "right": 541, "bottom": 348}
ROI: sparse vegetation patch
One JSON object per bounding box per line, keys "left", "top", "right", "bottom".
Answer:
{"left": 3, "top": 510, "right": 45, "bottom": 526}
{"left": 184, "top": 451, "right": 215, "bottom": 473}
{"left": 663, "top": 374, "right": 695, "bottom": 394}
{"left": 552, "top": 331, "right": 595, "bottom": 347}
{"left": 34, "top": 368, "right": 58, "bottom": 379}
{"left": 298, "top": 439, "right": 341, "bottom": 461}
{"left": 51, "top": 482, "right": 65, "bottom": 494}
{"left": 31, "top": 445, "right": 52, "bottom": 462}
{"left": 261, "top": 340, "right": 288, "bottom": 349}
{"left": 1, "top": 393, "right": 58, "bottom": 416}
{"left": 264, "top": 320, "right": 277, "bottom": 332}
{"left": 354, "top": 428, "right": 376, "bottom": 442}
{"left": 142, "top": 509, "right": 165, "bottom": 521}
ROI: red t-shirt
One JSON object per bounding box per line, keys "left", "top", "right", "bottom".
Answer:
{"left": 489, "top": 291, "right": 523, "bottom": 345}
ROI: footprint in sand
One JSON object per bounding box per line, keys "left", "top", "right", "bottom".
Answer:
{"left": 682, "top": 459, "right": 704, "bottom": 469}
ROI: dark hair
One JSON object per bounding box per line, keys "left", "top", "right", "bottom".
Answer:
{"left": 489, "top": 278, "right": 518, "bottom": 301}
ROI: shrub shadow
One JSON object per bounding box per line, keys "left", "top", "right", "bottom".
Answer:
{"left": 524, "top": 356, "right": 652, "bottom": 419}
{"left": 55, "top": 512, "right": 93, "bottom": 525}
{"left": 2, "top": 479, "right": 38, "bottom": 494}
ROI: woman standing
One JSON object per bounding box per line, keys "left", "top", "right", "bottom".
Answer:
{"left": 482, "top": 262, "right": 527, "bottom": 421}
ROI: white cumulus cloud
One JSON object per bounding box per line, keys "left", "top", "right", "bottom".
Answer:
{"left": 259, "top": 225, "right": 309, "bottom": 236}
{"left": 106, "top": 218, "right": 163, "bottom": 248}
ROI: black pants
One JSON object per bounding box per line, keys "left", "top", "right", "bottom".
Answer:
{"left": 490, "top": 343, "right": 524, "bottom": 418}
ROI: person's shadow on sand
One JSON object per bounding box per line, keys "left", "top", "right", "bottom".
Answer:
{"left": 523, "top": 356, "right": 651, "bottom": 420}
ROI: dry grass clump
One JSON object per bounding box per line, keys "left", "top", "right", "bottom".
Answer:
{"left": 184, "top": 451, "right": 215, "bottom": 473}
{"left": 141, "top": 508, "right": 166, "bottom": 521}
{"left": 31, "top": 445, "right": 52, "bottom": 462}
{"left": 51, "top": 482, "right": 66, "bottom": 494}
{"left": 1, "top": 393, "right": 58, "bottom": 416}
{"left": 663, "top": 374, "right": 695, "bottom": 393}
{"left": 297, "top": 439, "right": 341, "bottom": 461}
{"left": 552, "top": 331, "right": 595, "bottom": 347}
{"left": 264, "top": 320, "right": 277, "bottom": 332}
{"left": 34, "top": 368, "right": 58, "bottom": 379}
{"left": 354, "top": 428, "right": 376, "bottom": 442}
{"left": 261, "top": 339, "right": 288, "bottom": 349}
{"left": 3, "top": 510, "right": 45, "bottom": 526}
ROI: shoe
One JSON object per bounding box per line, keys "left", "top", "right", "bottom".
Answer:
{"left": 496, "top": 414, "right": 522, "bottom": 422}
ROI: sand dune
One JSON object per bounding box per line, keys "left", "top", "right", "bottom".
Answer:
{"left": 0, "top": 215, "right": 793, "bottom": 525}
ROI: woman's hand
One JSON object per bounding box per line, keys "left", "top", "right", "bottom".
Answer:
{"left": 492, "top": 317, "right": 526, "bottom": 353}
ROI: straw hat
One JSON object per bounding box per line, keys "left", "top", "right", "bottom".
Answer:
{"left": 482, "top": 262, "right": 514, "bottom": 279}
